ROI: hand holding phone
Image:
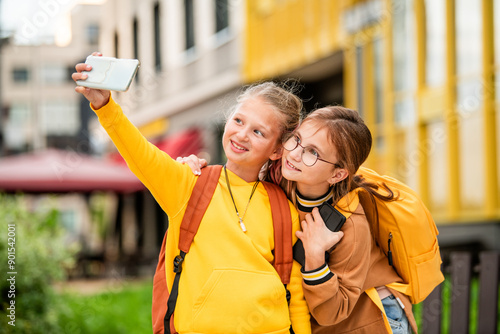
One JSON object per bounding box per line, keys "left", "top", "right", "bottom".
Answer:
{"left": 76, "top": 55, "right": 140, "bottom": 92}
{"left": 293, "top": 202, "right": 346, "bottom": 267}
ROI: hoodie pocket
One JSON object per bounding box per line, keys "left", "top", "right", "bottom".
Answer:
{"left": 192, "top": 268, "right": 290, "bottom": 333}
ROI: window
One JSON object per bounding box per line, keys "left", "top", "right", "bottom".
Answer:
{"left": 67, "top": 65, "right": 76, "bottom": 83}
{"left": 8, "top": 103, "right": 31, "bottom": 125}
{"left": 456, "top": 0, "right": 482, "bottom": 78}
{"left": 154, "top": 3, "right": 162, "bottom": 71}
{"left": 456, "top": 0, "right": 484, "bottom": 208}
{"left": 4, "top": 102, "right": 31, "bottom": 150}
{"left": 60, "top": 210, "right": 77, "bottom": 234}
{"left": 41, "top": 101, "right": 79, "bottom": 136}
{"left": 133, "top": 18, "right": 140, "bottom": 82}
{"left": 424, "top": 0, "right": 445, "bottom": 87}
{"left": 86, "top": 23, "right": 99, "bottom": 45}
{"left": 355, "top": 46, "right": 364, "bottom": 118}
{"left": 496, "top": 0, "right": 500, "bottom": 199}
{"left": 392, "top": 0, "right": 416, "bottom": 93}
{"left": 41, "top": 64, "right": 67, "bottom": 85}
{"left": 374, "top": 38, "right": 384, "bottom": 124}
{"left": 114, "top": 31, "right": 119, "bottom": 58}
{"left": 133, "top": 18, "right": 139, "bottom": 60}
{"left": 495, "top": 0, "right": 500, "bottom": 101}
{"left": 12, "top": 68, "right": 29, "bottom": 83}
{"left": 392, "top": 0, "right": 416, "bottom": 126}
{"left": 185, "top": 0, "right": 195, "bottom": 50}
{"left": 215, "top": 0, "right": 229, "bottom": 33}
{"left": 455, "top": 0, "right": 483, "bottom": 115}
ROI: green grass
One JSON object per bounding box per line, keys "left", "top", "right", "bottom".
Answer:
{"left": 53, "top": 276, "right": 500, "bottom": 334}
{"left": 413, "top": 277, "right": 500, "bottom": 334}
{"left": 55, "top": 279, "right": 153, "bottom": 334}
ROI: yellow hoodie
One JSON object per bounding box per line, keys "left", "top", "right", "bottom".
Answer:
{"left": 93, "top": 97, "right": 311, "bottom": 334}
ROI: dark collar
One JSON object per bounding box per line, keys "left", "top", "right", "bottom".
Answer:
{"left": 296, "top": 187, "right": 334, "bottom": 212}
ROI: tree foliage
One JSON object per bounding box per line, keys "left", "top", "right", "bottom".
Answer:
{"left": 0, "top": 195, "right": 78, "bottom": 334}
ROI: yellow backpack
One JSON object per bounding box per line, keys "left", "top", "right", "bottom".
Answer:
{"left": 356, "top": 167, "right": 444, "bottom": 304}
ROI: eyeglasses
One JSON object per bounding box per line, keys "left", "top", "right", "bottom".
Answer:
{"left": 283, "top": 134, "right": 341, "bottom": 167}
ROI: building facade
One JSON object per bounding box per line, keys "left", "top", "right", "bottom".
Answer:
{"left": 244, "top": 0, "right": 500, "bottom": 250}
{"left": 0, "top": 4, "right": 101, "bottom": 155}
{"left": 94, "top": 0, "right": 246, "bottom": 165}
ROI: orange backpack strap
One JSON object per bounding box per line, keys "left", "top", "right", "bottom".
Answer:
{"left": 263, "top": 181, "right": 293, "bottom": 285}
{"left": 163, "top": 165, "right": 222, "bottom": 334}
{"left": 152, "top": 231, "right": 176, "bottom": 334}
{"left": 178, "top": 165, "right": 222, "bottom": 252}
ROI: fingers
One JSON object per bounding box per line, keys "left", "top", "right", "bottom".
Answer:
{"left": 327, "top": 231, "right": 344, "bottom": 251}
{"left": 332, "top": 231, "right": 344, "bottom": 243}
{"left": 304, "top": 212, "right": 314, "bottom": 224}
{"left": 176, "top": 156, "right": 201, "bottom": 175}
{"left": 300, "top": 219, "right": 308, "bottom": 231}
{"left": 176, "top": 154, "right": 207, "bottom": 175}
{"left": 72, "top": 71, "right": 88, "bottom": 82}
{"left": 74, "top": 52, "right": 102, "bottom": 76}
{"left": 188, "top": 154, "right": 208, "bottom": 168}
{"left": 74, "top": 86, "right": 89, "bottom": 94}
{"left": 311, "top": 207, "right": 322, "bottom": 222}
{"left": 75, "top": 63, "right": 91, "bottom": 72}
{"left": 73, "top": 63, "right": 91, "bottom": 86}
{"left": 199, "top": 158, "right": 208, "bottom": 167}
{"left": 304, "top": 208, "right": 322, "bottom": 226}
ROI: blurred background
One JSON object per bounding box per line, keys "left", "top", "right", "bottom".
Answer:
{"left": 0, "top": 0, "right": 499, "bottom": 333}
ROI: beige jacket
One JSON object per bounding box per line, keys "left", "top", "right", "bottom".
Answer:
{"left": 301, "top": 202, "right": 418, "bottom": 333}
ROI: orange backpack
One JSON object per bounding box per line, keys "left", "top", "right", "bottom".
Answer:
{"left": 151, "top": 165, "right": 294, "bottom": 334}
{"left": 356, "top": 167, "right": 444, "bottom": 305}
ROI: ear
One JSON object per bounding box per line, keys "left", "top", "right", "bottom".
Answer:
{"left": 269, "top": 146, "right": 283, "bottom": 161}
{"left": 327, "top": 168, "right": 349, "bottom": 185}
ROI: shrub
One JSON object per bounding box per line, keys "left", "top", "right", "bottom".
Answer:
{"left": 0, "top": 195, "right": 78, "bottom": 334}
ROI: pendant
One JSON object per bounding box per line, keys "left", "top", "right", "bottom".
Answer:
{"left": 239, "top": 218, "right": 247, "bottom": 232}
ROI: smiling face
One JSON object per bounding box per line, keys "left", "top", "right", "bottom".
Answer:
{"left": 282, "top": 120, "right": 347, "bottom": 197}
{"left": 223, "top": 96, "right": 283, "bottom": 181}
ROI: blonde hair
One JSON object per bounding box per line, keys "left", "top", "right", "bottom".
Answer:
{"left": 232, "top": 81, "right": 302, "bottom": 134}
{"left": 229, "top": 81, "right": 303, "bottom": 185}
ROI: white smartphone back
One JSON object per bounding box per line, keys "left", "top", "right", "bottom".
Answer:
{"left": 76, "top": 56, "right": 140, "bottom": 92}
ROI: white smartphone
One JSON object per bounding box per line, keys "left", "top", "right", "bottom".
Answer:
{"left": 76, "top": 55, "right": 140, "bottom": 92}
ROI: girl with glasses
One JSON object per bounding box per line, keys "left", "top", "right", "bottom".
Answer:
{"left": 278, "top": 106, "right": 416, "bottom": 334}
{"left": 72, "top": 54, "right": 311, "bottom": 334}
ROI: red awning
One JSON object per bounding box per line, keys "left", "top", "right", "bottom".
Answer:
{"left": 155, "top": 128, "right": 202, "bottom": 158}
{"left": 0, "top": 149, "right": 144, "bottom": 193}
{"left": 109, "top": 127, "right": 203, "bottom": 165}
{"left": 0, "top": 128, "right": 204, "bottom": 193}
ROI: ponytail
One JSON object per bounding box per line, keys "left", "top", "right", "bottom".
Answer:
{"left": 349, "top": 174, "right": 399, "bottom": 245}
{"left": 352, "top": 174, "right": 397, "bottom": 202}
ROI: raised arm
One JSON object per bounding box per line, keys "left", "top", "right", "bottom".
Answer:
{"left": 72, "top": 53, "right": 196, "bottom": 216}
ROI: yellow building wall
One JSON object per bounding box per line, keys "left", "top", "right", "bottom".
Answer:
{"left": 244, "top": 0, "right": 349, "bottom": 82}
{"left": 244, "top": 0, "right": 500, "bottom": 225}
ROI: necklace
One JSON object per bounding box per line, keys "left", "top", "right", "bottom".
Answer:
{"left": 224, "top": 165, "right": 260, "bottom": 232}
